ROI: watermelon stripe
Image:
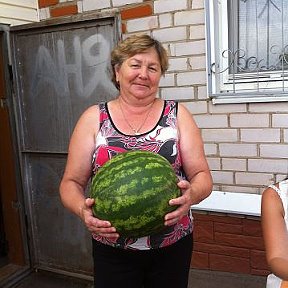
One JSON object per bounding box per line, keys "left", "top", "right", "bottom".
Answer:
{"left": 94, "top": 183, "right": 177, "bottom": 215}
{"left": 92, "top": 154, "right": 171, "bottom": 187}
{"left": 92, "top": 163, "right": 176, "bottom": 195}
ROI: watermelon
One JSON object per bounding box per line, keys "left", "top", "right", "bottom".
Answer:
{"left": 90, "top": 150, "right": 181, "bottom": 238}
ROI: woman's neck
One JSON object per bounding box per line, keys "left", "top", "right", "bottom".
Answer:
{"left": 117, "top": 95, "right": 157, "bottom": 112}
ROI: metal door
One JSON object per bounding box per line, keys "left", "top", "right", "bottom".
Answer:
{"left": 9, "top": 12, "right": 120, "bottom": 277}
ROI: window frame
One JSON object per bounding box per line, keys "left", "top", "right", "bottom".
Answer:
{"left": 205, "top": 0, "right": 288, "bottom": 104}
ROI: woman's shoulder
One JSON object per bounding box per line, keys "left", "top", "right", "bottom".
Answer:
{"left": 262, "top": 181, "right": 287, "bottom": 209}
{"left": 176, "top": 102, "right": 197, "bottom": 127}
{"left": 177, "top": 102, "right": 195, "bottom": 116}
{"left": 262, "top": 185, "right": 281, "bottom": 199}
{"left": 262, "top": 185, "right": 285, "bottom": 218}
{"left": 81, "top": 104, "right": 100, "bottom": 117}
{"left": 74, "top": 104, "right": 100, "bottom": 130}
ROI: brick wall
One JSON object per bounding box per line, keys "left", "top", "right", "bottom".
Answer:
{"left": 192, "top": 212, "right": 270, "bottom": 276}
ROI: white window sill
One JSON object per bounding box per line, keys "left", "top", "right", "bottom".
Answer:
{"left": 191, "top": 191, "right": 262, "bottom": 217}
{"left": 211, "top": 95, "right": 288, "bottom": 105}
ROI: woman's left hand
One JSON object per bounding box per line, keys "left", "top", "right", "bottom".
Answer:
{"left": 164, "top": 180, "right": 193, "bottom": 226}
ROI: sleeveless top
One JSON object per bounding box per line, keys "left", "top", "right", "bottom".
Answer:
{"left": 266, "top": 180, "right": 288, "bottom": 288}
{"left": 91, "top": 100, "right": 193, "bottom": 250}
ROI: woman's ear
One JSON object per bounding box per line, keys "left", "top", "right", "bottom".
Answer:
{"left": 114, "top": 64, "right": 120, "bottom": 82}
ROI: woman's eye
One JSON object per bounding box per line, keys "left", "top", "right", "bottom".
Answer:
{"left": 131, "top": 64, "right": 140, "bottom": 68}
{"left": 149, "top": 67, "right": 158, "bottom": 72}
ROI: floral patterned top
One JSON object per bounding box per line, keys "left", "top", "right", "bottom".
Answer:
{"left": 91, "top": 100, "right": 193, "bottom": 250}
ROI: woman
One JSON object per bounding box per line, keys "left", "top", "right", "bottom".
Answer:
{"left": 262, "top": 178, "right": 288, "bottom": 288}
{"left": 60, "top": 34, "right": 212, "bottom": 288}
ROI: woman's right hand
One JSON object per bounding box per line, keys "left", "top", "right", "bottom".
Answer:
{"left": 81, "top": 198, "right": 119, "bottom": 239}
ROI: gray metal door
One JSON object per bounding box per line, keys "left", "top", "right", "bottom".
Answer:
{"left": 9, "top": 13, "right": 120, "bottom": 277}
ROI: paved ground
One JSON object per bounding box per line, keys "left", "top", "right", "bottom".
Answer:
{"left": 8, "top": 268, "right": 267, "bottom": 288}
{"left": 10, "top": 270, "right": 93, "bottom": 288}
{"left": 188, "top": 269, "right": 266, "bottom": 288}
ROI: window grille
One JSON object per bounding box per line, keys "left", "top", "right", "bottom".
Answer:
{"left": 205, "top": 0, "right": 288, "bottom": 104}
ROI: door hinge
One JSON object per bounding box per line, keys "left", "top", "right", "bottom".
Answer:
{"left": 12, "top": 200, "right": 21, "bottom": 210}
{"left": 0, "top": 98, "right": 7, "bottom": 109}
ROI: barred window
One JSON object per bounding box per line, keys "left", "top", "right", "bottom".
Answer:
{"left": 206, "top": 0, "right": 288, "bottom": 104}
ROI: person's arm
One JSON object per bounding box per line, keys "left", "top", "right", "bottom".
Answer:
{"left": 262, "top": 186, "right": 288, "bottom": 280}
{"left": 59, "top": 105, "right": 118, "bottom": 238}
{"left": 165, "top": 103, "right": 213, "bottom": 226}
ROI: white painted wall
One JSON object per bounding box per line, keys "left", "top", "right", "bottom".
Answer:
{"left": 0, "top": 0, "right": 39, "bottom": 26}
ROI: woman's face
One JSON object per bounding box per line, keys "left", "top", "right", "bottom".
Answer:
{"left": 115, "top": 47, "right": 162, "bottom": 101}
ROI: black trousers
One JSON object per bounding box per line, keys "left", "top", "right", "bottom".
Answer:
{"left": 92, "top": 233, "right": 193, "bottom": 288}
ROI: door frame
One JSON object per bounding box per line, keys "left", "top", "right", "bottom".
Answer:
{"left": 0, "top": 25, "right": 31, "bottom": 287}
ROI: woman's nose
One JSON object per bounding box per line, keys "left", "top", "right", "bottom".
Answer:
{"left": 138, "top": 66, "right": 148, "bottom": 79}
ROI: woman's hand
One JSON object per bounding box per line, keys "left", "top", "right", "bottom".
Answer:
{"left": 164, "top": 180, "right": 193, "bottom": 226}
{"left": 81, "top": 198, "right": 119, "bottom": 239}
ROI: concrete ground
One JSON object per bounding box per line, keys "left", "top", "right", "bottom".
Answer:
{"left": 188, "top": 269, "right": 266, "bottom": 288}
{"left": 8, "top": 268, "right": 267, "bottom": 288}
{"left": 10, "top": 270, "right": 93, "bottom": 288}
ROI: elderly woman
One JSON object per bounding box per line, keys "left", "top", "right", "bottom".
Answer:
{"left": 262, "top": 178, "right": 288, "bottom": 288}
{"left": 60, "top": 34, "right": 212, "bottom": 288}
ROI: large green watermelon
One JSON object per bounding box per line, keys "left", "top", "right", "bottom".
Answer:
{"left": 90, "top": 150, "right": 181, "bottom": 238}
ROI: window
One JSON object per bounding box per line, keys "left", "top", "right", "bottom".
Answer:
{"left": 206, "top": 0, "right": 288, "bottom": 104}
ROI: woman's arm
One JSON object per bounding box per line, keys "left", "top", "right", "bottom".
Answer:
{"left": 59, "top": 105, "right": 118, "bottom": 238}
{"left": 262, "top": 186, "right": 288, "bottom": 280}
{"left": 165, "top": 103, "right": 213, "bottom": 226}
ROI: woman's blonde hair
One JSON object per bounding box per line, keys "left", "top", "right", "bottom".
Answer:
{"left": 110, "top": 34, "right": 169, "bottom": 89}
